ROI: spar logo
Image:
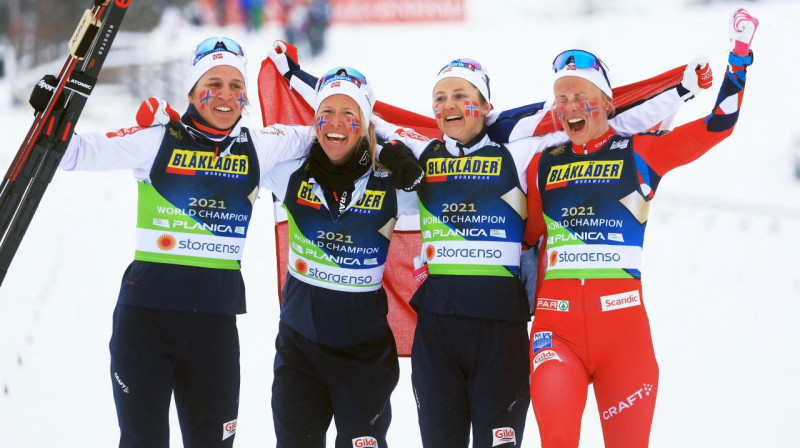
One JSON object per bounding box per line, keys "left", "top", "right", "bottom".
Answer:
{"left": 222, "top": 419, "right": 237, "bottom": 441}
{"left": 351, "top": 436, "right": 378, "bottom": 447}
{"left": 426, "top": 156, "right": 502, "bottom": 182}
{"left": 166, "top": 149, "right": 248, "bottom": 179}
{"left": 537, "top": 299, "right": 569, "bottom": 312}
{"left": 297, "top": 181, "right": 322, "bottom": 209}
{"left": 545, "top": 160, "right": 623, "bottom": 190}
{"left": 492, "top": 427, "right": 516, "bottom": 446}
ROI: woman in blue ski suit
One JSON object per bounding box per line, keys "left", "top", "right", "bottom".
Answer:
{"left": 59, "top": 37, "right": 318, "bottom": 448}
{"left": 262, "top": 65, "right": 423, "bottom": 448}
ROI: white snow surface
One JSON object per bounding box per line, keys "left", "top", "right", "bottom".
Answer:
{"left": 1, "top": 1, "right": 799, "bottom": 446}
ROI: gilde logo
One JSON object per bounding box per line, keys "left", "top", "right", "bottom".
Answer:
{"left": 352, "top": 436, "right": 378, "bottom": 447}
{"left": 222, "top": 419, "right": 237, "bottom": 441}
{"left": 492, "top": 427, "right": 516, "bottom": 446}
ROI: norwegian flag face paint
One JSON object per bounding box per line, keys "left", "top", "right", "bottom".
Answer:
{"left": 464, "top": 101, "right": 480, "bottom": 117}
{"left": 582, "top": 101, "right": 601, "bottom": 118}
{"left": 199, "top": 89, "right": 217, "bottom": 109}
{"left": 347, "top": 117, "right": 361, "bottom": 134}
{"left": 433, "top": 107, "right": 442, "bottom": 119}
{"left": 315, "top": 114, "right": 328, "bottom": 132}
{"left": 236, "top": 92, "right": 247, "bottom": 110}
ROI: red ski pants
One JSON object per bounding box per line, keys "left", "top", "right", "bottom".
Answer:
{"left": 530, "top": 278, "right": 659, "bottom": 448}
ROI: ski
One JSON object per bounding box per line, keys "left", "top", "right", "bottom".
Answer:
{"left": 0, "top": 0, "right": 132, "bottom": 286}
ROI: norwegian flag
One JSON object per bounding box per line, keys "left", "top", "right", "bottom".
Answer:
{"left": 258, "top": 43, "right": 686, "bottom": 356}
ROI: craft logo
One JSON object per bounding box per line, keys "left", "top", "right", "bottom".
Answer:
{"left": 353, "top": 190, "right": 386, "bottom": 213}
{"left": 352, "top": 436, "right": 378, "bottom": 447}
{"left": 166, "top": 150, "right": 248, "bottom": 179}
{"left": 537, "top": 299, "right": 569, "bottom": 312}
{"left": 492, "top": 427, "right": 516, "bottom": 446}
{"left": 545, "top": 160, "right": 623, "bottom": 190}
{"left": 106, "top": 126, "right": 143, "bottom": 138}
{"left": 426, "top": 156, "right": 502, "bottom": 182}
{"left": 602, "top": 383, "right": 654, "bottom": 420}
{"left": 297, "top": 181, "right": 322, "bottom": 209}
{"left": 394, "top": 128, "right": 430, "bottom": 142}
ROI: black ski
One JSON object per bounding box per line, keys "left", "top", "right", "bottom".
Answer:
{"left": 0, "top": 0, "right": 132, "bottom": 286}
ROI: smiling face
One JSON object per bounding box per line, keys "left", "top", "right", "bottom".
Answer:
{"left": 187, "top": 65, "right": 246, "bottom": 130}
{"left": 315, "top": 94, "right": 366, "bottom": 166}
{"left": 432, "top": 77, "right": 490, "bottom": 145}
{"left": 553, "top": 76, "right": 611, "bottom": 146}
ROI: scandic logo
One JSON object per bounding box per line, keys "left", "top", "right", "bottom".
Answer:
{"left": 601, "top": 290, "right": 641, "bottom": 311}
{"left": 426, "top": 156, "right": 502, "bottom": 182}
{"left": 545, "top": 160, "right": 623, "bottom": 190}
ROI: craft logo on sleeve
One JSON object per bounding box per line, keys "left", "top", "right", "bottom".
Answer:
{"left": 545, "top": 160, "right": 623, "bottom": 190}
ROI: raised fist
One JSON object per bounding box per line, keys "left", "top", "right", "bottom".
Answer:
{"left": 729, "top": 8, "right": 759, "bottom": 56}
{"left": 136, "top": 97, "right": 180, "bottom": 128}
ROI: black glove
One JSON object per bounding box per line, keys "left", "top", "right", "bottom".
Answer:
{"left": 29, "top": 74, "right": 65, "bottom": 114}
{"left": 379, "top": 140, "right": 424, "bottom": 192}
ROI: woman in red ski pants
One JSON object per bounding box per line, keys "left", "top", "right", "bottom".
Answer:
{"left": 525, "top": 9, "right": 759, "bottom": 447}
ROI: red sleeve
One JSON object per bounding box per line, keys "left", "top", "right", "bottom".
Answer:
{"left": 632, "top": 117, "right": 734, "bottom": 176}
{"left": 525, "top": 151, "right": 546, "bottom": 249}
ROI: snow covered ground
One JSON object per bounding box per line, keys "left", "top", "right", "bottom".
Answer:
{"left": 1, "top": 0, "right": 799, "bottom": 446}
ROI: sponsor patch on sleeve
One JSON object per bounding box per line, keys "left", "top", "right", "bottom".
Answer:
{"left": 222, "top": 419, "right": 237, "bottom": 441}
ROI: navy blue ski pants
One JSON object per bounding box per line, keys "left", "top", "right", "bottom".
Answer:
{"left": 411, "top": 309, "right": 530, "bottom": 447}
{"left": 271, "top": 321, "right": 399, "bottom": 448}
{"left": 109, "top": 304, "right": 240, "bottom": 448}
